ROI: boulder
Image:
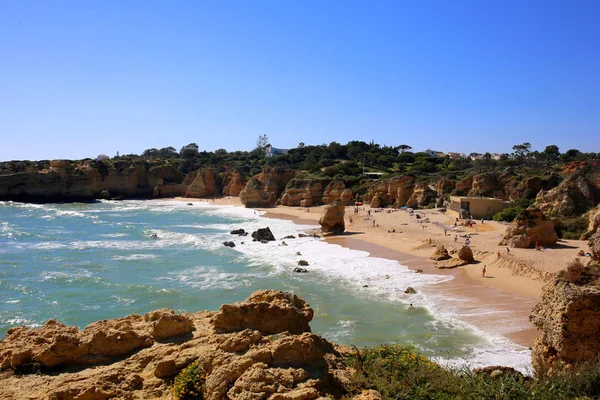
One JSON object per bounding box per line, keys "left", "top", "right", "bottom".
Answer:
{"left": 293, "top": 267, "right": 309, "bottom": 273}
{"left": 458, "top": 245, "right": 474, "bottom": 262}
{"left": 319, "top": 200, "right": 345, "bottom": 235}
{"left": 252, "top": 227, "right": 276, "bottom": 242}
{"left": 589, "top": 232, "right": 600, "bottom": 265}
{"left": 500, "top": 208, "right": 558, "bottom": 248}
{"left": 297, "top": 260, "right": 309, "bottom": 266}
{"left": 98, "top": 190, "right": 111, "bottom": 200}
{"left": 404, "top": 287, "right": 416, "bottom": 294}
{"left": 230, "top": 229, "right": 247, "bottom": 236}
{"left": 430, "top": 245, "right": 451, "bottom": 261}
{"left": 530, "top": 279, "right": 600, "bottom": 374}
{"left": 434, "top": 258, "right": 469, "bottom": 269}
{"left": 223, "top": 241, "right": 236, "bottom": 248}
{"left": 143, "top": 308, "right": 194, "bottom": 341}
{"left": 212, "top": 290, "right": 314, "bottom": 335}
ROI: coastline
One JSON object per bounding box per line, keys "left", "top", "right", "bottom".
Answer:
{"left": 172, "top": 196, "right": 562, "bottom": 348}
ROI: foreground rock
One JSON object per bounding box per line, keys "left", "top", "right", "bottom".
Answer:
{"left": 319, "top": 199, "right": 345, "bottom": 235}
{"left": 0, "top": 309, "right": 193, "bottom": 370}
{"left": 0, "top": 290, "right": 347, "bottom": 400}
{"left": 500, "top": 208, "right": 558, "bottom": 248}
{"left": 530, "top": 278, "right": 600, "bottom": 374}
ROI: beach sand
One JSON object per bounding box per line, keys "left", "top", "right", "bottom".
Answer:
{"left": 174, "top": 196, "right": 590, "bottom": 347}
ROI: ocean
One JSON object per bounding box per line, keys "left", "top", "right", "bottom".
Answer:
{"left": 0, "top": 199, "right": 531, "bottom": 372}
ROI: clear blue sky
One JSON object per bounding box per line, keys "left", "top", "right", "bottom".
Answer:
{"left": 1, "top": 0, "right": 599, "bottom": 161}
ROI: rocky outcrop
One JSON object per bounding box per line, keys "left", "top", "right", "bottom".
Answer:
{"left": 406, "top": 182, "right": 437, "bottom": 209}
{"left": 581, "top": 204, "right": 600, "bottom": 240}
{"left": 280, "top": 179, "right": 325, "bottom": 207}
{"left": 251, "top": 227, "right": 276, "bottom": 242}
{"left": 589, "top": 232, "right": 600, "bottom": 264}
{"left": 530, "top": 279, "right": 600, "bottom": 374}
{"left": 430, "top": 245, "right": 451, "bottom": 261}
{"left": 319, "top": 200, "right": 345, "bottom": 235}
{"left": 213, "top": 290, "right": 313, "bottom": 335}
{"left": 435, "top": 179, "right": 455, "bottom": 197}
{"left": 0, "top": 309, "right": 193, "bottom": 370}
{"left": 500, "top": 209, "right": 559, "bottom": 248}
{"left": 184, "top": 168, "right": 220, "bottom": 198}
{"left": 321, "top": 180, "right": 354, "bottom": 206}
{"left": 240, "top": 168, "right": 296, "bottom": 208}
{"left": 0, "top": 291, "right": 348, "bottom": 400}
{"left": 365, "top": 176, "right": 415, "bottom": 208}
{"left": 535, "top": 175, "right": 597, "bottom": 217}
{"left": 222, "top": 169, "right": 246, "bottom": 197}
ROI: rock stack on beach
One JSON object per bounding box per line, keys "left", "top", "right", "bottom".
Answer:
{"left": 319, "top": 199, "right": 345, "bottom": 235}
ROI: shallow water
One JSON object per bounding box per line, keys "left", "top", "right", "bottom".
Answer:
{"left": 0, "top": 200, "right": 532, "bottom": 372}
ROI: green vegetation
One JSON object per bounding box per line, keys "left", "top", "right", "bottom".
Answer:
{"left": 493, "top": 199, "right": 535, "bottom": 222}
{"left": 172, "top": 360, "right": 205, "bottom": 400}
{"left": 345, "top": 344, "right": 600, "bottom": 400}
{"left": 555, "top": 216, "right": 589, "bottom": 239}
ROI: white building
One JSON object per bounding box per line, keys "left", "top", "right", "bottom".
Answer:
{"left": 424, "top": 149, "right": 444, "bottom": 157}
{"left": 265, "top": 145, "right": 289, "bottom": 157}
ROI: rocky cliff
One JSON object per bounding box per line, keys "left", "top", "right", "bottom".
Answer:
{"left": 183, "top": 168, "right": 220, "bottom": 198}
{"left": 280, "top": 179, "right": 326, "bottom": 207}
{"left": 319, "top": 200, "right": 345, "bottom": 234}
{"left": 222, "top": 169, "right": 246, "bottom": 197}
{"left": 530, "top": 278, "right": 600, "bottom": 374}
{"left": 364, "top": 176, "right": 415, "bottom": 208}
{"left": 239, "top": 168, "right": 296, "bottom": 208}
{"left": 535, "top": 175, "right": 598, "bottom": 217}
{"left": 0, "top": 160, "right": 187, "bottom": 202}
{"left": 0, "top": 290, "right": 349, "bottom": 400}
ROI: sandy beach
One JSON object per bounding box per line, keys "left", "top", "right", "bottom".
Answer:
{"left": 174, "top": 196, "right": 590, "bottom": 347}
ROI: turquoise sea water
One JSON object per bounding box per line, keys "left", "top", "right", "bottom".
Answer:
{"left": 0, "top": 200, "right": 531, "bottom": 371}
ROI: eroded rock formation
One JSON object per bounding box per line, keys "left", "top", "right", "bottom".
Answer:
{"left": 530, "top": 279, "right": 600, "bottom": 374}
{"left": 184, "top": 169, "right": 219, "bottom": 198}
{"left": 240, "top": 168, "right": 296, "bottom": 208}
{"left": 280, "top": 179, "right": 324, "bottom": 207}
{"left": 535, "top": 175, "right": 597, "bottom": 217}
{"left": 365, "top": 176, "right": 415, "bottom": 208}
{"left": 500, "top": 209, "right": 558, "bottom": 248}
{"left": 0, "top": 291, "right": 348, "bottom": 400}
{"left": 406, "top": 182, "right": 437, "bottom": 209}
{"left": 222, "top": 169, "right": 246, "bottom": 197}
{"left": 319, "top": 200, "right": 345, "bottom": 235}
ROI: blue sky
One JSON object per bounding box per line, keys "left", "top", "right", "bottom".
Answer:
{"left": 1, "top": 0, "right": 599, "bottom": 161}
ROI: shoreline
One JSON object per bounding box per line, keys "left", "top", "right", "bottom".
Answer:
{"left": 172, "top": 196, "right": 549, "bottom": 348}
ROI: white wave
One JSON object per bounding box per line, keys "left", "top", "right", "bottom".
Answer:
{"left": 112, "top": 254, "right": 157, "bottom": 261}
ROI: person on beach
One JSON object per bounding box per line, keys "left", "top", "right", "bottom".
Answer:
{"left": 482, "top": 265, "right": 486, "bottom": 277}
{"left": 506, "top": 247, "right": 510, "bottom": 254}
{"left": 373, "top": 220, "right": 376, "bottom": 227}
{"left": 497, "top": 251, "right": 501, "bottom": 259}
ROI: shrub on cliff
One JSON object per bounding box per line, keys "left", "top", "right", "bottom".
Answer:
{"left": 173, "top": 360, "right": 205, "bottom": 400}
{"left": 344, "top": 344, "right": 600, "bottom": 399}
{"left": 558, "top": 258, "right": 600, "bottom": 285}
